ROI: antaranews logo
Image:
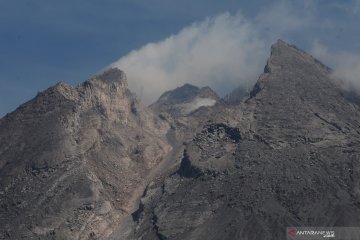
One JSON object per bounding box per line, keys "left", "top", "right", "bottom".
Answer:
{"left": 287, "top": 228, "right": 336, "bottom": 239}
{"left": 286, "top": 227, "right": 360, "bottom": 240}
{"left": 287, "top": 229, "right": 297, "bottom": 238}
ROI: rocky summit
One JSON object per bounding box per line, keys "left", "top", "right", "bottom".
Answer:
{"left": 1, "top": 40, "right": 360, "bottom": 240}
{"left": 0, "top": 68, "right": 171, "bottom": 239}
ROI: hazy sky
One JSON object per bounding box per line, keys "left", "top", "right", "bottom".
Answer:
{"left": 1, "top": 0, "right": 360, "bottom": 116}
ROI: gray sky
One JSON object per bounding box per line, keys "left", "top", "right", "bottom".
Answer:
{"left": 1, "top": 0, "right": 360, "bottom": 116}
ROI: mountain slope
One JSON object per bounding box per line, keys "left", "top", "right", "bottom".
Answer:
{"left": 0, "top": 68, "right": 171, "bottom": 239}
{"left": 2, "top": 40, "right": 360, "bottom": 240}
{"left": 123, "top": 40, "right": 360, "bottom": 240}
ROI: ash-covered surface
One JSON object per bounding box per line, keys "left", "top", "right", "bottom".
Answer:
{"left": 1, "top": 41, "right": 360, "bottom": 240}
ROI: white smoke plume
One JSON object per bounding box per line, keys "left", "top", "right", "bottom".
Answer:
{"left": 109, "top": 12, "right": 269, "bottom": 104}
{"left": 311, "top": 40, "right": 360, "bottom": 92}
{"left": 109, "top": 1, "right": 360, "bottom": 105}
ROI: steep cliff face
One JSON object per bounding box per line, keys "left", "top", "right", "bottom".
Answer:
{"left": 123, "top": 40, "right": 360, "bottom": 240}
{"left": 248, "top": 40, "right": 359, "bottom": 148}
{"left": 0, "top": 68, "right": 171, "bottom": 240}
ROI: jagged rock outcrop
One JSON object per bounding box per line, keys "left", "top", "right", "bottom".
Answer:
{"left": 0, "top": 68, "right": 171, "bottom": 239}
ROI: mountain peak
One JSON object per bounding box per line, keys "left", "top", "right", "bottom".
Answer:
{"left": 52, "top": 80, "right": 74, "bottom": 92}
{"left": 182, "top": 83, "right": 199, "bottom": 89}
{"left": 168, "top": 84, "right": 200, "bottom": 101}
{"left": 272, "top": 39, "right": 288, "bottom": 48}
{"left": 3, "top": 41, "right": 360, "bottom": 240}
{"left": 271, "top": 39, "right": 303, "bottom": 54}
{"left": 265, "top": 39, "right": 331, "bottom": 74}
{"left": 156, "top": 83, "right": 219, "bottom": 105}
{"left": 151, "top": 84, "right": 219, "bottom": 116}
{"left": 93, "top": 67, "right": 128, "bottom": 87}
{"left": 76, "top": 68, "right": 129, "bottom": 101}
{"left": 247, "top": 40, "right": 359, "bottom": 148}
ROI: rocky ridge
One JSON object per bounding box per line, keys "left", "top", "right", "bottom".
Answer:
{"left": 1, "top": 40, "right": 360, "bottom": 240}
{"left": 117, "top": 40, "right": 360, "bottom": 240}
{"left": 0, "top": 68, "right": 171, "bottom": 239}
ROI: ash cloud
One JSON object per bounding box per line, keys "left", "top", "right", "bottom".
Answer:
{"left": 108, "top": 1, "right": 360, "bottom": 104}
{"left": 109, "top": 12, "right": 269, "bottom": 104}
{"left": 311, "top": 40, "right": 360, "bottom": 92}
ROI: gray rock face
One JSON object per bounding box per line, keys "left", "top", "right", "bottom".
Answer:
{"left": 2, "top": 40, "right": 360, "bottom": 240}
{"left": 0, "top": 68, "right": 171, "bottom": 239}
{"left": 150, "top": 83, "right": 220, "bottom": 117}
{"left": 124, "top": 40, "right": 360, "bottom": 240}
